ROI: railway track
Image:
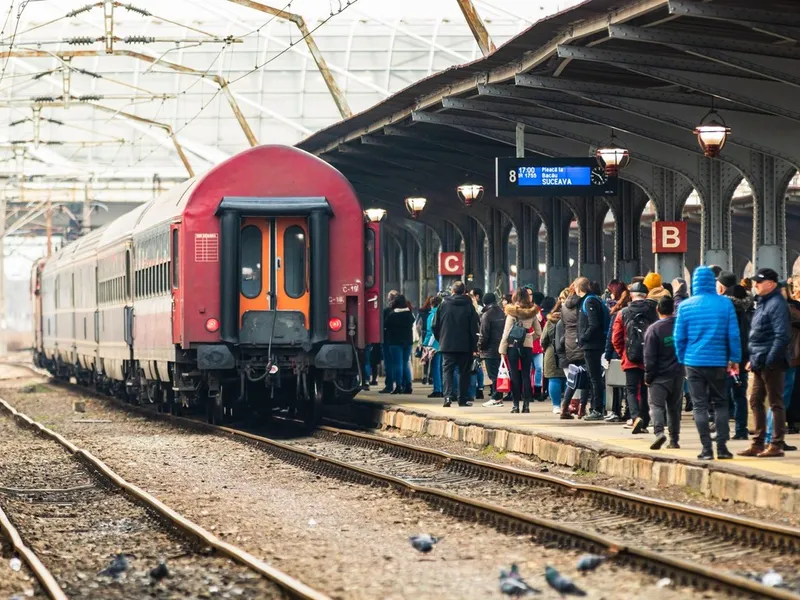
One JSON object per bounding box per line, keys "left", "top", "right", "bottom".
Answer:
{"left": 8, "top": 361, "right": 800, "bottom": 598}
{"left": 0, "top": 397, "right": 329, "bottom": 600}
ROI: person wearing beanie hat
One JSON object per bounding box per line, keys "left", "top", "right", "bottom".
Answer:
{"left": 643, "top": 272, "right": 662, "bottom": 292}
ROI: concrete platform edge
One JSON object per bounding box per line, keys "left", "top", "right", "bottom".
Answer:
{"left": 350, "top": 401, "right": 800, "bottom": 512}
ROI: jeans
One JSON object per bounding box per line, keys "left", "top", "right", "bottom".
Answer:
{"left": 584, "top": 349, "right": 604, "bottom": 414}
{"left": 649, "top": 375, "right": 683, "bottom": 442}
{"left": 382, "top": 342, "right": 393, "bottom": 389}
{"left": 484, "top": 357, "right": 501, "bottom": 397}
{"left": 686, "top": 366, "right": 729, "bottom": 450}
{"left": 727, "top": 370, "right": 749, "bottom": 438}
{"left": 532, "top": 353, "right": 543, "bottom": 388}
{"left": 549, "top": 377, "right": 565, "bottom": 409}
{"left": 625, "top": 368, "right": 649, "bottom": 427}
{"left": 388, "top": 345, "right": 404, "bottom": 390}
{"left": 442, "top": 352, "right": 472, "bottom": 403}
{"left": 751, "top": 365, "right": 787, "bottom": 445}
{"left": 402, "top": 345, "right": 412, "bottom": 389}
{"left": 508, "top": 346, "right": 533, "bottom": 406}
{"left": 430, "top": 352, "right": 442, "bottom": 393}
{"left": 561, "top": 361, "right": 584, "bottom": 410}
{"left": 767, "top": 366, "right": 796, "bottom": 444}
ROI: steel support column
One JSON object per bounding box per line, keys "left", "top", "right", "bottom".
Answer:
{"left": 607, "top": 181, "right": 648, "bottom": 282}
{"left": 651, "top": 167, "right": 690, "bottom": 282}
{"left": 545, "top": 200, "right": 571, "bottom": 295}
{"left": 488, "top": 208, "right": 510, "bottom": 298}
{"left": 401, "top": 230, "right": 421, "bottom": 307}
{"left": 570, "top": 196, "right": 605, "bottom": 285}
{"left": 698, "top": 158, "right": 736, "bottom": 269}
{"left": 464, "top": 217, "right": 486, "bottom": 292}
{"left": 749, "top": 152, "right": 796, "bottom": 276}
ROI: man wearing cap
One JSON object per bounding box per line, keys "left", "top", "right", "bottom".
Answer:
{"left": 739, "top": 268, "right": 791, "bottom": 458}
{"left": 716, "top": 270, "right": 754, "bottom": 441}
{"left": 675, "top": 266, "right": 741, "bottom": 460}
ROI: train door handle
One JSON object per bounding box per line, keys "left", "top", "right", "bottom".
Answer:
{"left": 276, "top": 257, "right": 282, "bottom": 269}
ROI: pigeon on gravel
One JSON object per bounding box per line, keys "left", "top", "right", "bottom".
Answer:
{"left": 409, "top": 534, "right": 440, "bottom": 553}
{"left": 576, "top": 554, "right": 606, "bottom": 572}
{"left": 761, "top": 569, "right": 784, "bottom": 587}
{"left": 149, "top": 560, "right": 170, "bottom": 581}
{"left": 545, "top": 566, "right": 586, "bottom": 597}
{"left": 98, "top": 553, "right": 130, "bottom": 580}
{"left": 499, "top": 564, "right": 541, "bottom": 596}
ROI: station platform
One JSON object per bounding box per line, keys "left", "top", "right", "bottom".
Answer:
{"left": 350, "top": 385, "right": 800, "bottom": 513}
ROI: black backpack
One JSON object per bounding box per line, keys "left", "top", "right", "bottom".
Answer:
{"left": 622, "top": 308, "right": 653, "bottom": 363}
{"left": 506, "top": 319, "right": 527, "bottom": 348}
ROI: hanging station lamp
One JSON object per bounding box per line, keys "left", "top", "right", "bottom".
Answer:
{"left": 364, "top": 207, "right": 387, "bottom": 222}
{"left": 456, "top": 183, "right": 484, "bottom": 207}
{"left": 595, "top": 130, "right": 631, "bottom": 176}
{"left": 693, "top": 105, "right": 731, "bottom": 158}
{"left": 404, "top": 196, "right": 427, "bottom": 219}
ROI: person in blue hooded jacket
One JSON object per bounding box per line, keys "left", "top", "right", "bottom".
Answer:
{"left": 675, "top": 266, "right": 741, "bottom": 461}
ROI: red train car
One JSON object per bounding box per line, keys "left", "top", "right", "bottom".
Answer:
{"left": 33, "top": 145, "right": 382, "bottom": 423}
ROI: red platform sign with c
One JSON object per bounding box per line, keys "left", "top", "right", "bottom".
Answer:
{"left": 439, "top": 252, "right": 464, "bottom": 276}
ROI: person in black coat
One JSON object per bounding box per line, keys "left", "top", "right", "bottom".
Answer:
{"left": 478, "top": 293, "right": 506, "bottom": 401}
{"left": 643, "top": 296, "right": 683, "bottom": 450}
{"left": 384, "top": 294, "right": 416, "bottom": 395}
{"left": 739, "top": 268, "right": 791, "bottom": 458}
{"left": 432, "top": 281, "right": 481, "bottom": 407}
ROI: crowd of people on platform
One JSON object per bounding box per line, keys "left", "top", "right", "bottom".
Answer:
{"left": 365, "top": 263, "right": 800, "bottom": 461}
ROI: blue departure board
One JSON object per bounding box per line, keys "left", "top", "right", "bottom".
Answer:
{"left": 495, "top": 157, "right": 618, "bottom": 197}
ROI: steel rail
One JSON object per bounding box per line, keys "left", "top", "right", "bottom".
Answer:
{"left": 315, "top": 425, "right": 800, "bottom": 553}
{"left": 0, "top": 398, "right": 331, "bottom": 600}
{"left": 113, "top": 404, "right": 799, "bottom": 600}
{"left": 0, "top": 504, "right": 68, "bottom": 600}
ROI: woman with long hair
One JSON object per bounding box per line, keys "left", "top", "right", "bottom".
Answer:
{"left": 603, "top": 280, "right": 630, "bottom": 422}
{"left": 541, "top": 298, "right": 567, "bottom": 414}
{"left": 384, "top": 294, "right": 415, "bottom": 394}
{"left": 499, "top": 289, "right": 543, "bottom": 413}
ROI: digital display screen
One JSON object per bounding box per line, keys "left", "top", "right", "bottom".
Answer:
{"left": 496, "top": 157, "right": 618, "bottom": 197}
{"left": 517, "top": 166, "right": 591, "bottom": 187}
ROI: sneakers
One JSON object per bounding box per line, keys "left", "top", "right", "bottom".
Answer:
{"left": 737, "top": 444, "right": 765, "bottom": 457}
{"left": 604, "top": 412, "right": 621, "bottom": 422}
{"left": 457, "top": 400, "right": 473, "bottom": 407}
{"left": 421, "top": 377, "right": 428, "bottom": 385}
{"left": 717, "top": 445, "right": 734, "bottom": 460}
{"left": 483, "top": 398, "right": 504, "bottom": 407}
{"left": 378, "top": 387, "right": 393, "bottom": 394}
{"left": 443, "top": 398, "right": 453, "bottom": 408}
{"left": 757, "top": 444, "right": 785, "bottom": 458}
{"left": 697, "top": 448, "right": 714, "bottom": 460}
{"left": 427, "top": 391, "right": 443, "bottom": 398}
{"left": 552, "top": 407, "right": 561, "bottom": 415}
{"left": 510, "top": 406, "right": 520, "bottom": 414}
{"left": 521, "top": 404, "right": 530, "bottom": 413}
{"left": 631, "top": 417, "right": 646, "bottom": 435}
{"left": 667, "top": 442, "right": 680, "bottom": 449}
{"left": 583, "top": 411, "right": 604, "bottom": 421}
{"left": 623, "top": 419, "right": 634, "bottom": 429}
{"left": 559, "top": 413, "right": 574, "bottom": 420}
{"left": 650, "top": 434, "right": 667, "bottom": 450}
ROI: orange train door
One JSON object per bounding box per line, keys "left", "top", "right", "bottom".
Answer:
{"left": 239, "top": 217, "right": 310, "bottom": 327}
{"left": 275, "top": 218, "right": 310, "bottom": 325}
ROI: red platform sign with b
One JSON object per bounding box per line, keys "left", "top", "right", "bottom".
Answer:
{"left": 439, "top": 252, "right": 464, "bottom": 276}
{"left": 652, "top": 221, "right": 688, "bottom": 253}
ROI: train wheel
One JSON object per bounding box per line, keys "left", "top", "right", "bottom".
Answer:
{"left": 302, "top": 370, "right": 324, "bottom": 429}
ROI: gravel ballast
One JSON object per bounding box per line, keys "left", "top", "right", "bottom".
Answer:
{"left": 0, "top": 374, "right": 748, "bottom": 599}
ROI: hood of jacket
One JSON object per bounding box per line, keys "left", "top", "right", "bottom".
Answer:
{"left": 728, "top": 293, "right": 754, "bottom": 314}
{"left": 691, "top": 266, "right": 716, "bottom": 296}
{"left": 444, "top": 294, "right": 472, "bottom": 308}
{"left": 564, "top": 294, "right": 581, "bottom": 310}
{"left": 627, "top": 298, "right": 654, "bottom": 317}
{"left": 505, "top": 304, "right": 539, "bottom": 320}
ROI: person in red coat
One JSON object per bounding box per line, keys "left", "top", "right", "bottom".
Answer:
{"left": 612, "top": 282, "right": 657, "bottom": 434}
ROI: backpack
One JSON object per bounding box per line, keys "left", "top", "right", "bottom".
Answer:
{"left": 581, "top": 294, "right": 610, "bottom": 335}
{"left": 622, "top": 308, "right": 653, "bottom": 363}
{"left": 506, "top": 319, "right": 527, "bottom": 348}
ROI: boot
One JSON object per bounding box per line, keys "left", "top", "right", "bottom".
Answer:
{"left": 716, "top": 443, "right": 733, "bottom": 460}
{"left": 577, "top": 403, "right": 586, "bottom": 419}
{"left": 757, "top": 444, "right": 785, "bottom": 458}
{"left": 521, "top": 401, "right": 530, "bottom": 413}
{"left": 510, "top": 403, "right": 520, "bottom": 414}
{"left": 475, "top": 388, "right": 485, "bottom": 400}
{"left": 697, "top": 447, "right": 714, "bottom": 460}
{"left": 737, "top": 443, "right": 765, "bottom": 457}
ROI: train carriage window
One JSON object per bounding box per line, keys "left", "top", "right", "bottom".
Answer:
{"left": 365, "top": 228, "right": 376, "bottom": 288}
{"left": 125, "top": 250, "right": 132, "bottom": 301}
{"left": 240, "top": 225, "right": 262, "bottom": 299}
{"left": 172, "top": 229, "right": 179, "bottom": 288}
{"left": 284, "top": 226, "right": 307, "bottom": 299}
